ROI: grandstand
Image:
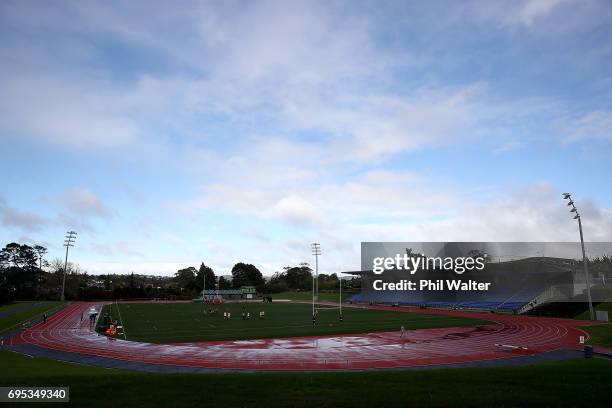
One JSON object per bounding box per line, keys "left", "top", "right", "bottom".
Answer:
{"left": 347, "top": 254, "right": 609, "bottom": 314}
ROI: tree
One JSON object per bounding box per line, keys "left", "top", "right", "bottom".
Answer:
{"left": 0, "top": 243, "right": 38, "bottom": 269}
{"left": 33, "top": 245, "right": 47, "bottom": 269}
{"left": 344, "top": 276, "right": 362, "bottom": 291}
{"left": 283, "top": 263, "right": 312, "bottom": 290}
{"left": 218, "top": 276, "right": 232, "bottom": 290}
{"left": 196, "top": 262, "right": 216, "bottom": 291}
{"left": 174, "top": 267, "right": 197, "bottom": 290}
{"left": 231, "top": 262, "right": 264, "bottom": 288}
{"left": 0, "top": 243, "right": 41, "bottom": 301}
{"left": 265, "top": 272, "right": 289, "bottom": 293}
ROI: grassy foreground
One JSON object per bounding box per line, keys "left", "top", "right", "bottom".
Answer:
{"left": 98, "top": 301, "right": 487, "bottom": 343}
{"left": 1, "top": 350, "right": 611, "bottom": 407}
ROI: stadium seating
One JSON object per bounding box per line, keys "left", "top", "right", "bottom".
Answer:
{"left": 348, "top": 282, "right": 551, "bottom": 313}
{"left": 349, "top": 257, "right": 580, "bottom": 313}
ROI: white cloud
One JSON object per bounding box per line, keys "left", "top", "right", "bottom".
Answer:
{"left": 53, "top": 188, "right": 115, "bottom": 232}
{"left": 63, "top": 187, "right": 113, "bottom": 218}
{"left": 0, "top": 198, "right": 49, "bottom": 232}
{"left": 469, "top": 0, "right": 572, "bottom": 28}
{"left": 0, "top": 72, "right": 140, "bottom": 149}
{"left": 2, "top": 0, "right": 611, "bottom": 277}
{"left": 77, "top": 180, "right": 612, "bottom": 277}
{"left": 269, "top": 195, "right": 323, "bottom": 226}
{"left": 558, "top": 110, "right": 612, "bottom": 144}
{"left": 88, "top": 241, "right": 144, "bottom": 259}
{"left": 311, "top": 183, "right": 612, "bottom": 273}
{"left": 0, "top": 0, "right": 481, "bottom": 162}
{"left": 2, "top": 0, "right": 603, "bottom": 162}
{"left": 517, "top": 0, "right": 569, "bottom": 26}
{"left": 493, "top": 140, "right": 526, "bottom": 154}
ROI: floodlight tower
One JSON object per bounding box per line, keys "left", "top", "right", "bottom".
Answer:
{"left": 61, "top": 231, "right": 77, "bottom": 301}
{"left": 311, "top": 243, "right": 321, "bottom": 316}
{"left": 563, "top": 193, "right": 594, "bottom": 320}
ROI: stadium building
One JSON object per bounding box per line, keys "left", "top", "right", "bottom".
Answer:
{"left": 348, "top": 242, "right": 612, "bottom": 315}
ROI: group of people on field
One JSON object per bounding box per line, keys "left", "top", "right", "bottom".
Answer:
{"left": 221, "top": 309, "right": 266, "bottom": 320}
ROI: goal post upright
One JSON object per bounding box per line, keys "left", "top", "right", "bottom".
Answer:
{"left": 311, "top": 243, "right": 321, "bottom": 318}
{"left": 339, "top": 272, "right": 342, "bottom": 318}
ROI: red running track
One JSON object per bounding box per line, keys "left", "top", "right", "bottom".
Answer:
{"left": 8, "top": 302, "right": 594, "bottom": 371}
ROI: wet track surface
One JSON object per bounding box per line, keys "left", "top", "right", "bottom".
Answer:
{"left": 7, "top": 302, "right": 593, "bottom": 371}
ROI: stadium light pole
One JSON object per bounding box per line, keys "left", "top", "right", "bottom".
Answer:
{"left": 61, "top": 231, "right": 77, "bottom": 301}
{"left": 563, "top": 193, "right": 594, "bottom": 320}
{"left": 311, "top": 243, "right": 321, "bottom": 317}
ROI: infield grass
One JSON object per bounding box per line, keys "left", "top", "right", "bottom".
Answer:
{"left": 97, "top": 301, "right": 488, "bottom": 343}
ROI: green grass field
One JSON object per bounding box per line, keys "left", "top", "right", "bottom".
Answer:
{"left": 0, "top": 301, "right": 64, "bottom": 335}
{"left": 574, "top": 301, "right": 612, "bottom": 347}
{"left": 575, "top": 300, "right": 612, "bottom": 320}
{"left": 0, "top": 301, "right": 39, "bottom": 313}
{"left": 97, "top": 302, "right": 488, "bottom": 343}
{"left": 1, "top": 350, "right": 611, "bottom": 407}
{"left": 583, "top": 322, "right": 612, "bottom": 347}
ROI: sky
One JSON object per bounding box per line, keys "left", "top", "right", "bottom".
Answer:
{"left": 1, "top": 0, "right": 611, "bottom": 277}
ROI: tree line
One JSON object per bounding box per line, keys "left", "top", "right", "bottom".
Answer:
{"left": 0, "top": 241, "right": 361, "bottom": 305}
{"left": 266, "top": 263, "right": 360, "bottom": 293}
{"left": 173, "top": 262, "right": 360, "bottom": 297}
{"left": 173, "top": 261, "right": 266, "bottom": 299}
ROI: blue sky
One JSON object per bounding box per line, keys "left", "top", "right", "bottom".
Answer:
{"left": 1, "top": 0, "right": 611, "bottom": 276}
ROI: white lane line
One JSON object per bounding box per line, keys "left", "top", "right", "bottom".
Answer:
{"left": 115, "top": 302, "right": 128, "bottom": 340}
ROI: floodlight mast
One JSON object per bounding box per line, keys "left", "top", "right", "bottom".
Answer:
{"left": 61, "top": 231, "right": 77, "bottom": 301}
{"left": 563, "top": 193, "right": 594, "bottom": 320}
{"left": 311, "top": 243, "right": 321, "bottom": 317}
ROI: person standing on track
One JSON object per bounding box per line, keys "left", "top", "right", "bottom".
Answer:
{"left": 43, "top": 313, "right": 47, "bottom": 324}
{"left": 400, "top": 325, "right": 406, "bottom": 339}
